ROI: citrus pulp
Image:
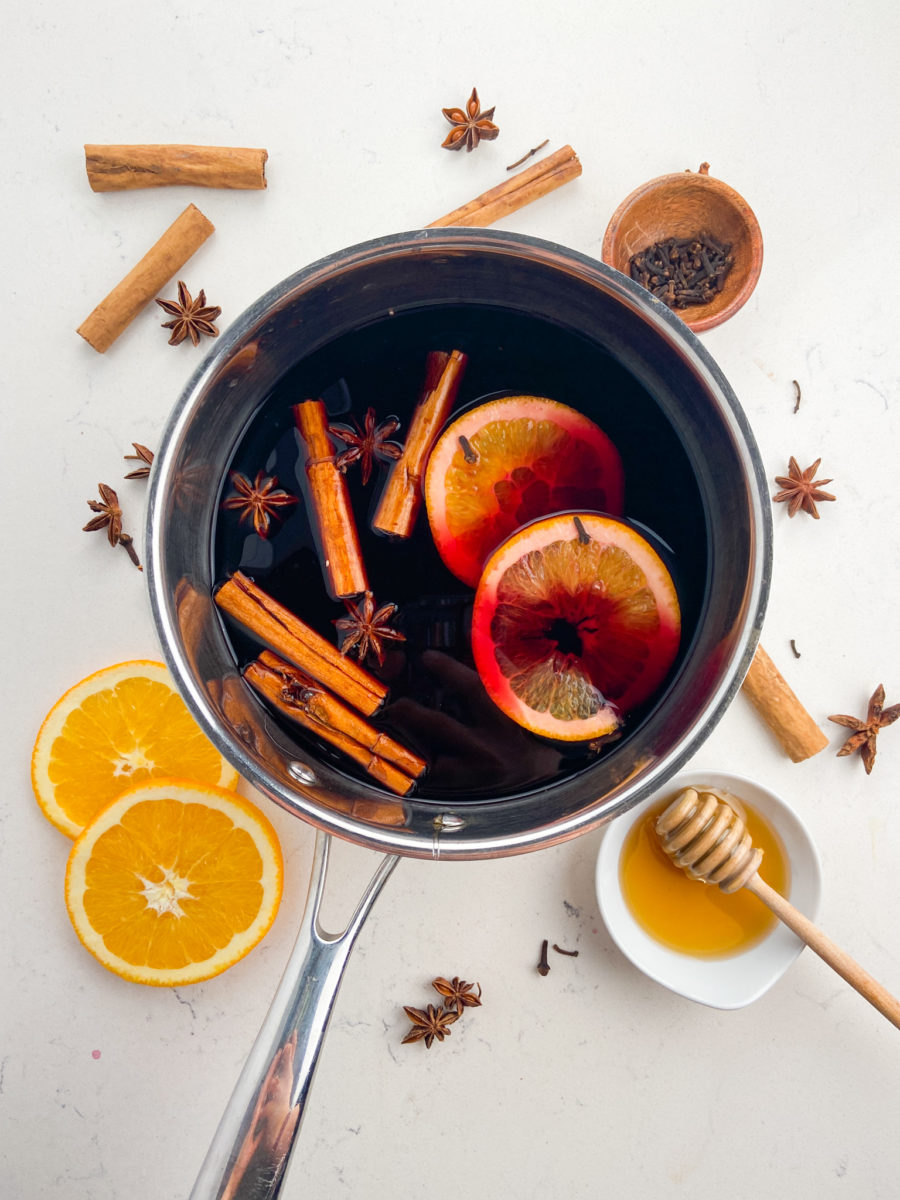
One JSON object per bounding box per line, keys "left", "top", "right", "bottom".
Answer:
{"left": 65, "top": 779, "right": 283, "bottom": 986}
{"left": 471, "top": 512, "right": 681, "bottom": 741}
{"left": 32, "top": 660, "right": 239, "bottom": 837}
{"left": 424, "top": 396, "right": 625, "bottom": 588}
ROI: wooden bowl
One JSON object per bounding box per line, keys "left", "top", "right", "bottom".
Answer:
{"left": 602, "top": 164, "right": 763, "bottom": 333}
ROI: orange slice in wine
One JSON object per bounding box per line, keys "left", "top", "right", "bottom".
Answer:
{"left": 471, "top": 512, "right": 681, "bottom": 741}
{"left": 424, "top": 395, "right": 625, "bottom": 588}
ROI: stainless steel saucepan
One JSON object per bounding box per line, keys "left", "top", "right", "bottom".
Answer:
{"left": 146, "top": 228, "right": 771, "bottom": 1198}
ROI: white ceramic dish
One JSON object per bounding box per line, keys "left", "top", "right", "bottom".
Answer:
{"left": 595, "top": 769, "right": 822, "bottom": 1010}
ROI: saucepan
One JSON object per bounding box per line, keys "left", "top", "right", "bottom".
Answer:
{"left": 146, "top": 227, "right": 771, "bottom": 1198}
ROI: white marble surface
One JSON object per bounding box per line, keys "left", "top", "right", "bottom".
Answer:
{"left": 4, "top": 2, "right": 900, "bottom": 1197}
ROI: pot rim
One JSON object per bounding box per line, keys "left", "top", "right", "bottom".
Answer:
{"left": 146, "top": 226, "right": 771, "bottom": 860}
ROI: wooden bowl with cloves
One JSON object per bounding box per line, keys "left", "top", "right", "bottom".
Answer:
{"left": 602, "top": 164, "right": 763, "bottom": 333}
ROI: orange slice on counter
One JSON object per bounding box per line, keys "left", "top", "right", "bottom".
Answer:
{"left": 471, "top": 512, "right": 681, "bottom": 741}
{"left": 424, "top": 395, "right": 625, "bottom": 588}
{"left": 65, "top": 779, "right": 283, "bottom": 986}
{"left": 32, "top": 660, "right": 239, "bottom": 838}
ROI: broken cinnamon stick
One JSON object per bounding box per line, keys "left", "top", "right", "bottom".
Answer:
{"left": 294, "top": 399, "right": 370, "bottom": 599}
{"left": 214, "top": 572, "right": 386, "bottom": 717}
{"left": 212, "top": 673, "right": 406, "bottom": 821}
{"left": 740, "top": 644, "right": 829, "bottom": 763}
{"left": 244, "top": 656, "right": 417, "bottom": 796}
{"left": 428, "top": 144, "right": 581, "bottom": 229}
{"left": 255, "top": 650, "right": 426, "bottom": 778}
{"left": 85, "top": 144, "right": 267, "bottom": 191}
{"left": 371, "top": 350, "right": 468, "bottom": 539}
{"left": 77, "top": 203, "right": 214, "bottom": 352}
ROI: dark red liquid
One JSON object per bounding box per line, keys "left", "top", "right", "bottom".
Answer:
{"left": 212, "top": 305, "right": 708, "bottom": 799}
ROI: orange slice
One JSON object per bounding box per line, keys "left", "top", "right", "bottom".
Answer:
{"left": 32, "top": 660, "right": 239, "bottom": 838}
{"left": 471, "top": 512, "right": 681, "bottom": 741}
{"left": 65, "top": 779, "right": 283, "bottom": 986}
{"left": 424, "top": 395, "right": 625, "bottom": 588}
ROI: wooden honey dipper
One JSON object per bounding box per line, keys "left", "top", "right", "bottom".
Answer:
{"left": 656, "top": 787, "right": 900, "bottom": 1030}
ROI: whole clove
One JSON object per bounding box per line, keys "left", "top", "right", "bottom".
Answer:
{"left": 537, "top": 939, "right": 551, "bottom": 976}
{"left": 458, "top": 434, "right": 478, "bottom": 464}
{"left": 628, "top": 232, "right": 734, "bottom": 311}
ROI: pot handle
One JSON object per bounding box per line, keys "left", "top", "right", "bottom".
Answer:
{"left": 190, "top": 829, "right": 400, "bottom": 1200}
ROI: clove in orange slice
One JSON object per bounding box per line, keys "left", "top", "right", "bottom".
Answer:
{"left": 471, "top": 512, "right": 681, "bottom": 741}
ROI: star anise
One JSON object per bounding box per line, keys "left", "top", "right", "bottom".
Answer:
{"left": 829, "top": 685, "right": 900, "bottom": 774}
{"left": 334, "top": 592, "right": 406, "bottom": 666}
{"left": 83, "top": 483, "right": 142, "bottom": 569}
{"left": 772, "top": 456, "right": 836, "bottom": 519}
{"left": 124, "top": 442, "right": 155, "bottom": 480}
{"left": 155, "top": 281, "right": 222, "bottom": 347}
{"left": 401, "top": 1004, "right": 459, "bottom": 1049}
{"left": 221, "top": 471, "right": 298, "bottom": 538}
{"left": 431, "top": 976, "right": 482, "bottom": 1015}
{"left": 442, "top": 87, "right": 500, "bottom": 152}
{"left": 327, "top": 408, "right": 403, "bottom": 486}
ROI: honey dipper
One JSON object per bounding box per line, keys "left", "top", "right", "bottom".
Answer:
{"left": 655, "top": 788, "right": 900, "bottom": 1030}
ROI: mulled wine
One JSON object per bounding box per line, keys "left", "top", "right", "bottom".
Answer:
{"left": 212, "top": 304, "right": 707, "bottom": 800}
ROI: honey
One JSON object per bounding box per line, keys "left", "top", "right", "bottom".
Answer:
{"left": 620, "top": 792, "right": 790, "bottom": 958}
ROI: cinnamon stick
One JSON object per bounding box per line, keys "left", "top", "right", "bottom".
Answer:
{"left": 294, "top": 399, "right": 369, "bottom": 599}
{"left": 428, "top": 144, "right": 581, "bottom": 229}
{"left": 85, "top": 144, "right": 267, "bottom": 192}
{"left": 244, "top": 656, "right": 418, "bottom": 796}
{"left": 76, "top": 203, "right": 214, "bottom": 352}
{"left": 371, "top": 350, "right": 468, "bottom": 539}
{"left": 214, "top": 572, "right": 386, "bottom": 717}
{"left": 255, "top": 650, "right": 426, "bottom": 778}
{"left": 213, "top": 673, "right": 406, "bottom": 823}
{"left": 740, "top": 644, "right": 829, "bottom": 763}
